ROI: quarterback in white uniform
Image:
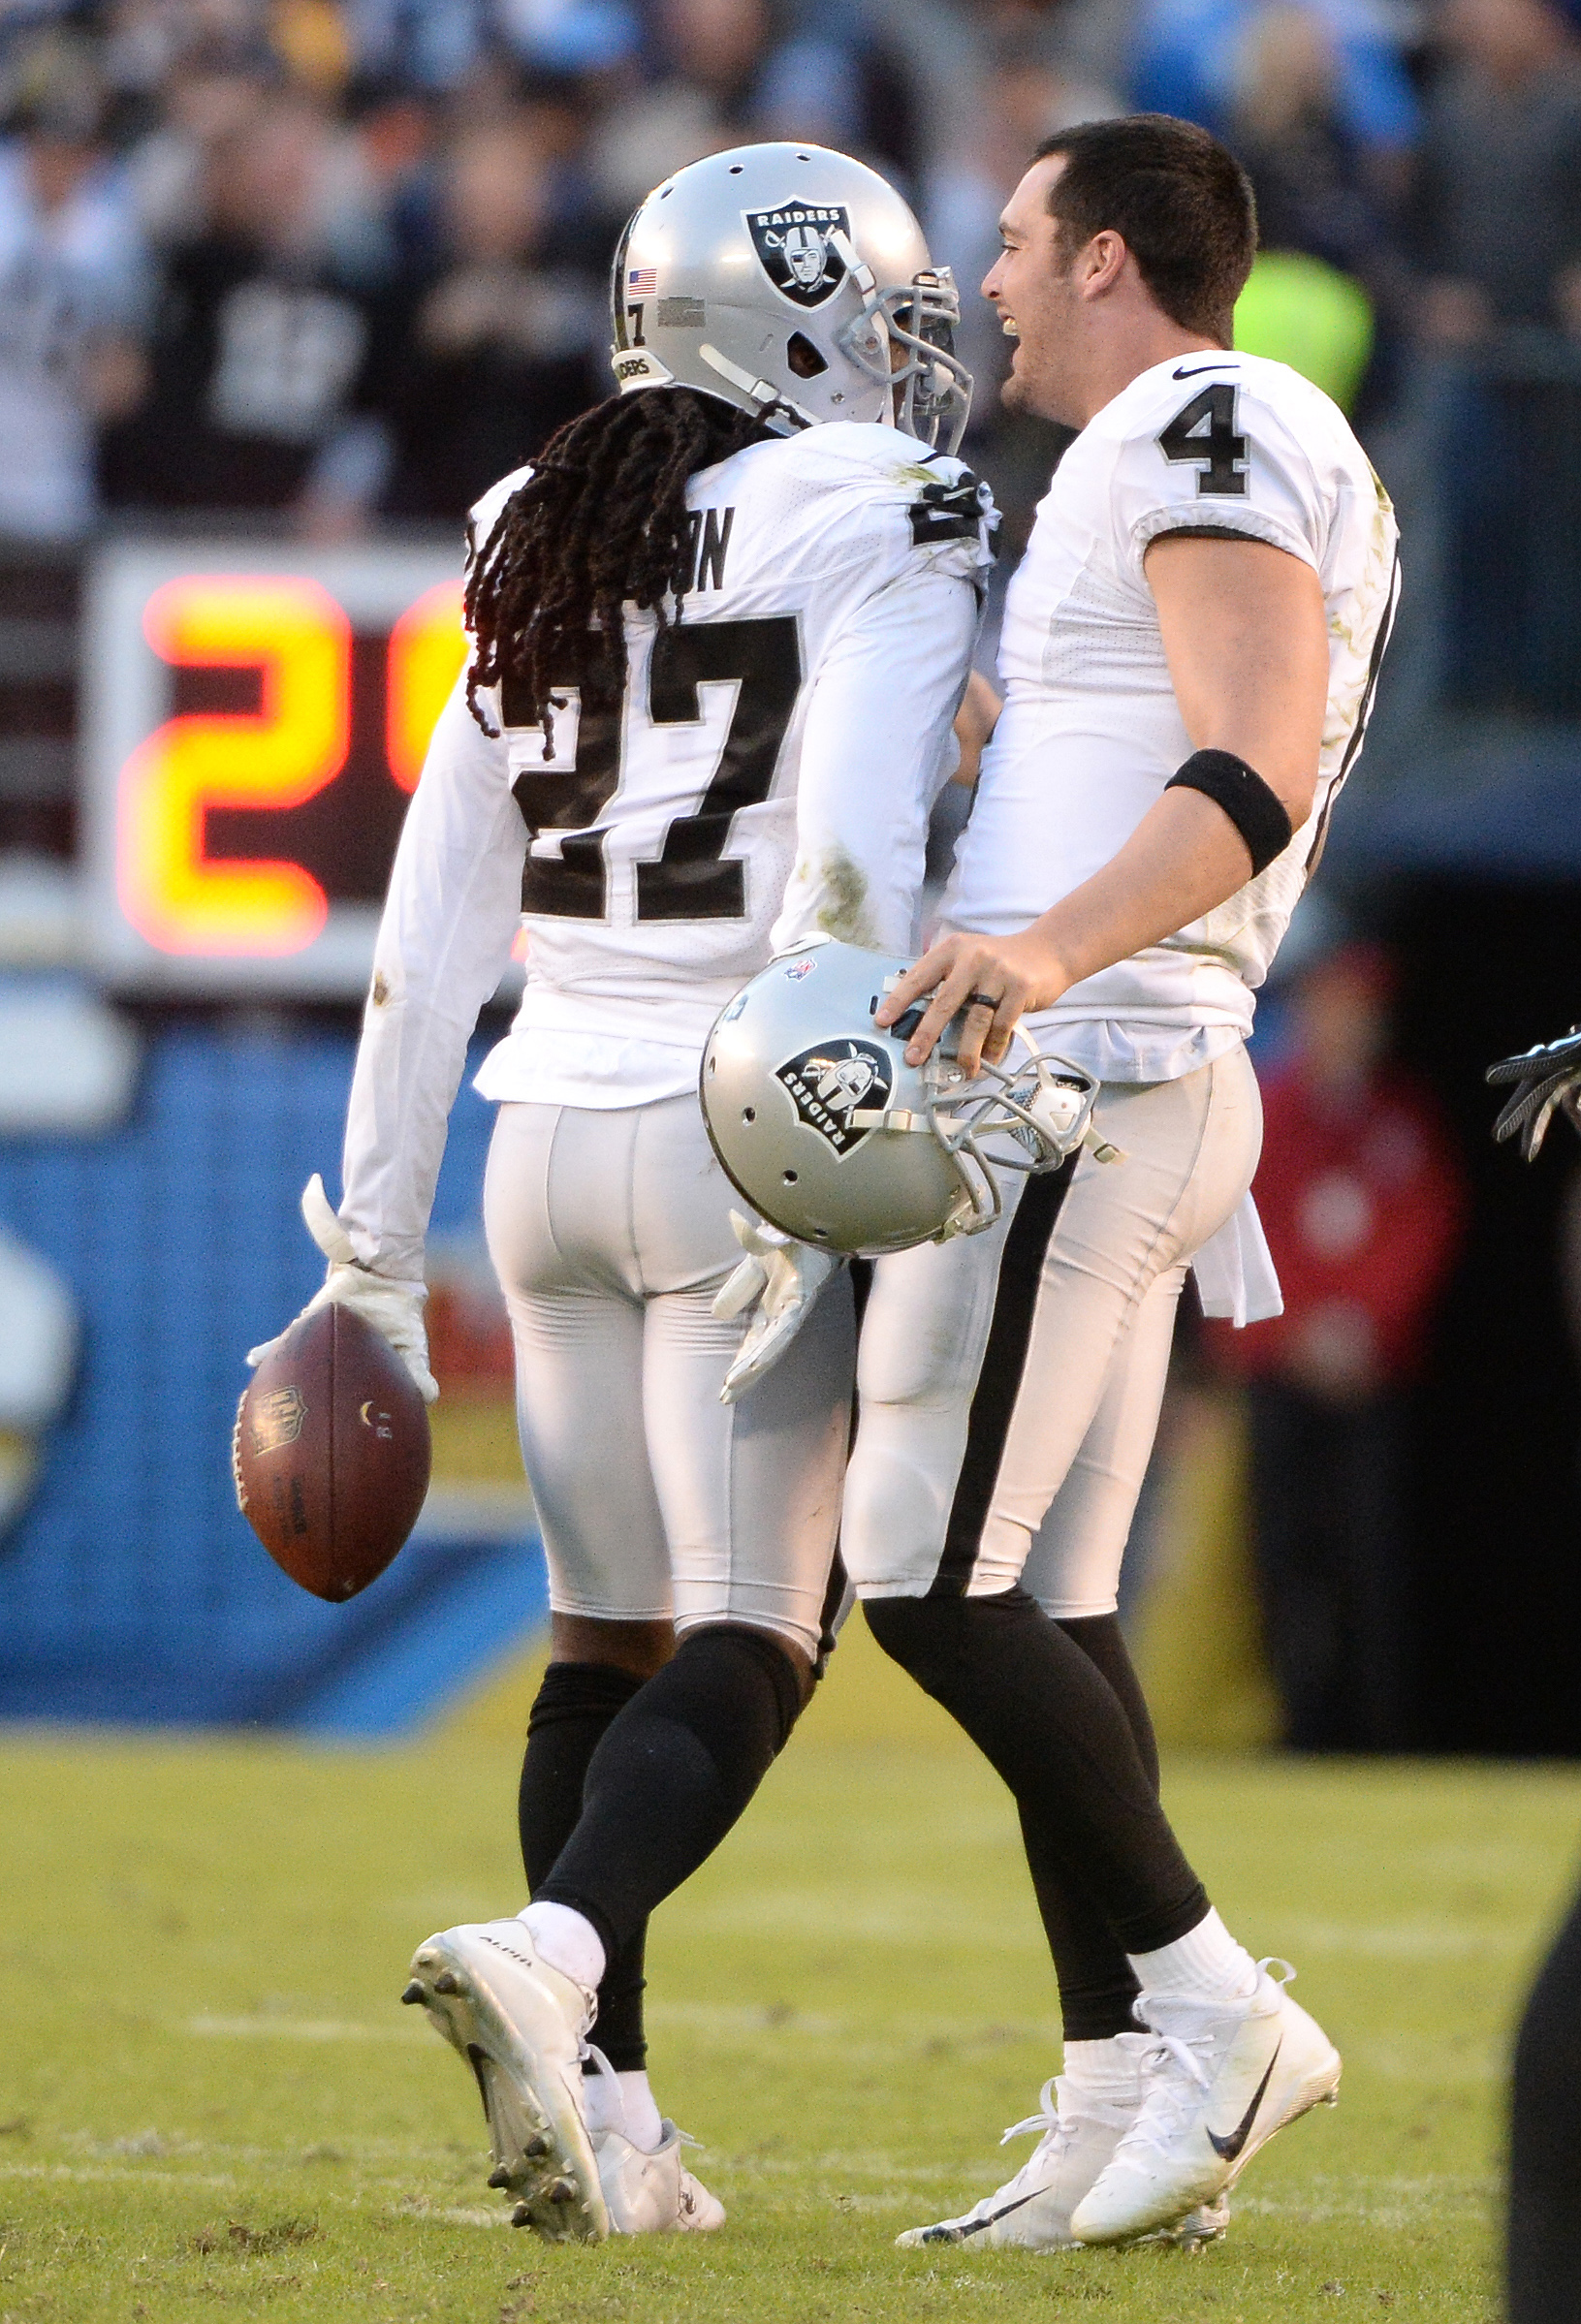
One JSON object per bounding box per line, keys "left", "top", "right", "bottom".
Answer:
{"left": 247, "top": 142, "right": 992, "bottom": 2240}
{"left": 853, "top": 115, "right": 1398, "bottom": 2250}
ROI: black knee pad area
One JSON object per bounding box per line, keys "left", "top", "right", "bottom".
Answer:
{"left": 865, "top": 1586, "right": 1041, "bottom": 1699}
{"left": 646, "top": 1624, "right": 805, "bottom": 1795}
{"left": 527, "top": 1659, "right": 647, "bottom": 1736}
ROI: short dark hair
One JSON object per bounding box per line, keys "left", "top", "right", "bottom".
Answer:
{"left": 1032, "top": 115, "right": 1256, "bottom": 346}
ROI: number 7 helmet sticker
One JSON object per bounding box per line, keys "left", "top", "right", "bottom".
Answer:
{"left": 1157, "top": 382, "right": 1249, "bottom": 496}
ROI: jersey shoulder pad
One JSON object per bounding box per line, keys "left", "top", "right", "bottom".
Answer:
{"left": 465, "top": 463, "right": 534, "bottom": 564}
{"left": 1112, "top": 356, "right": 1334, "bottom": 480}
{"left": 757, "top": 422, "right": 999, "bottom": 568}
{"left": 1099, "top": 355, "right": 1333, "bottom": 570}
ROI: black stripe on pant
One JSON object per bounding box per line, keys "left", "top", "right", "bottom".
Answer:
{"left": 930, "top": 1156, "right": 1077, "bottom": 1597}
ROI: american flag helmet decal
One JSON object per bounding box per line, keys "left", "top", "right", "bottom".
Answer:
{"left": 627, "top": 267, "right": 657, "bottom": 297}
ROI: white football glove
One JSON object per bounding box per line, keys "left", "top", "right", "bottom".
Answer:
{"left": 711, "top": 1209, "right": 839, "bottom": 1405}
{"left": 245, "top": 1174, "right": 439, "bottom": 1404}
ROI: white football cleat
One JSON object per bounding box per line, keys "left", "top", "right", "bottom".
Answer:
{"left": 1069, "top": 1960, "right": 1341, "bottom": 2246}
{"left": 592, "top": 2119, "right": 726, "bottom": 2233}
{"left": 898, "top": 2043, "right": 1152, "bottom": 2250}
{"left": 402, "top": 1918, "right": 609, "bottom": 2242}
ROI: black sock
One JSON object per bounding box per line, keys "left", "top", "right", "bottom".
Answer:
{"left": 1013, "top": 1616, "right": 1162, "bottom": 2042}
{"left": 533, "top": 1624, "right": 804, "bottom": 1961}
{"left": 520, "top": 1662, "right": 650, "bottom": 2071}
{"left": 865, "top": 1589, "right": 1206, "bottom": 1957}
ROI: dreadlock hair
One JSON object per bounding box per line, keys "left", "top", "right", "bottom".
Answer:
{"left": 464, "top": 387, "right": 773, "bottom": 752}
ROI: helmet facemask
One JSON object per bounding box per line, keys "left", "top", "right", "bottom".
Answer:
{"left": 913, "top": 1039, "right": 1102, "bottom": 1237}
{"left": 829, "top": 231, "right": 973, "bottom": 453}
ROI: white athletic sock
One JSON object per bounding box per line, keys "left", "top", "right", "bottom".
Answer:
{"left": 1126, "top": 1908, "right": 1257, "bottom": 2006}
{"left": 1061, "top": 2030, "right": 1151, "bottom": 2098}
{"left": 583, "top": 2066, "right": 664, "bottom": 2152}
{"left": 519, "top": 1900, "right": 606, "bottom": 1994}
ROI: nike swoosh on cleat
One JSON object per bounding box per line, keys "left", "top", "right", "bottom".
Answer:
{"left": 1207, "top": 2042, "right": 1281, "bottom": 2161}
{"left": 1173, "top": 361, "right": 1238, "bottom": 379}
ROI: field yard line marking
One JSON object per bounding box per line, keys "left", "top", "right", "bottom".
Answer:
{"left": 1277, "top": 1919, "right": 1528, "bottom": 1957}
{"left": 0, "top": 2163, "right": 237, "bottom": 2189}
{"left": 185, "top": 2016, "right": 426, "bottom": 2042}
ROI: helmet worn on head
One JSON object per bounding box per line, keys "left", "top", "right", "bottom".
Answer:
{"left": 610, "top": 141, "right": 972, "bottom": 452}
{"left": 701, "top": 940, "right": 1102, "bottom": 1256}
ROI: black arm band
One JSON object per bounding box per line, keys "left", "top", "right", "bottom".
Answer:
{"left": 1164, "top": 749, "right": 1293, "bottom": 877}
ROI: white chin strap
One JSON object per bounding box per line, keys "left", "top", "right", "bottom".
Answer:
{"left": 698, "top": 343, "right": 817, "bottom": 431}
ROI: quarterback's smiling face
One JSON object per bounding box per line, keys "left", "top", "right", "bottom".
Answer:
{"left": 982, "top": 157, "right": 1085, "bottom": 425}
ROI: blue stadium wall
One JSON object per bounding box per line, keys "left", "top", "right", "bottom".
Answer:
{"left": 0, "top": 1018, "right": 546, "bottom": 1735}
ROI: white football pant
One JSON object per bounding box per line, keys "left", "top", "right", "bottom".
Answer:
{"left": 843, "top": 1046, "right": 1262, "bottom": 1612}
{"left": 484, "top": 1095, "right": 854, "bottom": 1659}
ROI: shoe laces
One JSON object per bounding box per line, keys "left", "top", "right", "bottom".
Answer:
{"left": 988, "top": 2076, "right": 1078, "bottom": 2196}
{"left": 583, "top": 2041, "right": 624, "bottom": 2133}
{"left": 1120, "top": 1961, "right": 1290, "bottom": 2164}
{"left": 1000, "top": 2076, "right": 1065, "bottom": 2150}
{"left": 1120, "top": 2028, "right": 1217, "bottom": 2160}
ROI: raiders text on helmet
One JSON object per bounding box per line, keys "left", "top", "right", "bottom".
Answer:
{"left": 609, "top": 142, "right": 972, "bottom": 451}
{"left": 701, "top": 940, "right": 1103, "bottom": 1256}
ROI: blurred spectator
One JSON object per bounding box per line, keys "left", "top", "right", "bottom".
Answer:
{"left": 1128, "top": 0, "right": 1419, "bottom": 164}
{"left": 586, "top": 0, "right": 917, "bottom": 224}
{"left": 381, "top": 112, "right": 604, "bottom": 520}
{"left": 0, "top": 31, "right": 149, "bottom": 540}
{"left": 101, "top": 90, "right": 392, "bottom": 529}
{"left": 1204, "top": 945, "right": 1466, "bottom": 1750}
{"left": 342, "top": 74, "right": 443, "bottom": 277}
{"left": 342, "top": 0, "right": 490, "bottom": 91}
{"left": 1408, "top": 0, "right": 1581, "bottom": 346}
{"left": 926, "top": 25, "right": 1120, "bottom": 421}
{"left": 1228, "top": 7, "right": 1393, "bottom": 277}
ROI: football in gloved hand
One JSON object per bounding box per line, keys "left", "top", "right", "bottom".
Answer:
{"left": 233, "top": 1303, "right": 431, "bottom": 1600}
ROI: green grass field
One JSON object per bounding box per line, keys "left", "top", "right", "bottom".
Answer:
{"left": 2, "top": 1614, "right": 1576, "bottom": 2324}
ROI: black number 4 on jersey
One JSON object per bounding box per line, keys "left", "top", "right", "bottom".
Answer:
{"left": 1157, "top": 383, "right": 1249, "bottom": 497}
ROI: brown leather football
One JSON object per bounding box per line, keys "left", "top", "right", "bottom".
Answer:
{"left": 233, "top": 1303, "right": 431, "bottom": 1601}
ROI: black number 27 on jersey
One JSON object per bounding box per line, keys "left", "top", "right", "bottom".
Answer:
{"left": 1157, "top": 383, "right": 1248, "bottom": 497}
{"left": 504, "top": 615, "right": 802, "bottom": 922}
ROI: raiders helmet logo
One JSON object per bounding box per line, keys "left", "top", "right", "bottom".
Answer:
{"left": 743, "top": 201, "right": 851, "bottom": 310}
{"left": 775, "top": 1038, "right": 893, "bottom": 1157}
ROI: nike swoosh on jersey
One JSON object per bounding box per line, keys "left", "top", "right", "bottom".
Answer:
{"left": 1173, "top": 361, "right": 1239, "bottom": 380}
{"left": 1207, "top": 2042, "right": 1281, "bottom": 2160}
{"left": 924, "top": 2187, "right": 1044, "bottom": 2242}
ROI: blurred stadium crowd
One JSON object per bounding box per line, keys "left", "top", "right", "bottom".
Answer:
{"left": 0, "top": 0, "right": 1576, "bottom": 548}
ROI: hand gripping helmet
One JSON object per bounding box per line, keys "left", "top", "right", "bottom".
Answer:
{"left": 610, "top": 141, "right": 972, "bottom": 452}
{"left": 700, "top": 940, "right": 1106, "bottom": 1256}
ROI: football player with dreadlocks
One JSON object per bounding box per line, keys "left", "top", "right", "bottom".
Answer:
{"left": 246, "top": 143, "right": 993, "bottom": 2240}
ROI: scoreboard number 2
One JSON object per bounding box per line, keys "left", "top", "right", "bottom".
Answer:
{"left": 117, "top": 574, "right": 465, "bottom": 957}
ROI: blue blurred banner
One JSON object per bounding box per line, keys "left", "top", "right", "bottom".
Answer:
{"left": 0, "top": 1016, "right": 544, "bottom": 1733}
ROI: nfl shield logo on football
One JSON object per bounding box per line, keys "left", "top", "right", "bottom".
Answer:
{"left": 743, "top": 201, "right": 851, "bottom": 309}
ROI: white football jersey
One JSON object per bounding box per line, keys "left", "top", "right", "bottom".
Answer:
{"left": 944, "top": 351, "right": 1400, "bottom": 1080}
{"left": 337, "top": 420, "right": 995, "bottom": 1276}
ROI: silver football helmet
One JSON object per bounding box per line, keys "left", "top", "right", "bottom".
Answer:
{"left": 701, "top": 939, "right": 1105, "bottom": 1257}
{"left": 610, "top": 141, "right": 972, "bottom": 451}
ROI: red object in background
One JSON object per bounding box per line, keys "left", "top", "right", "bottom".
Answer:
{"left": 1207, "top": 1058, "right": 1467, "bottom": 1387}
{"left": 424, "top": 1273, "right": 517, "bottom": 1398}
